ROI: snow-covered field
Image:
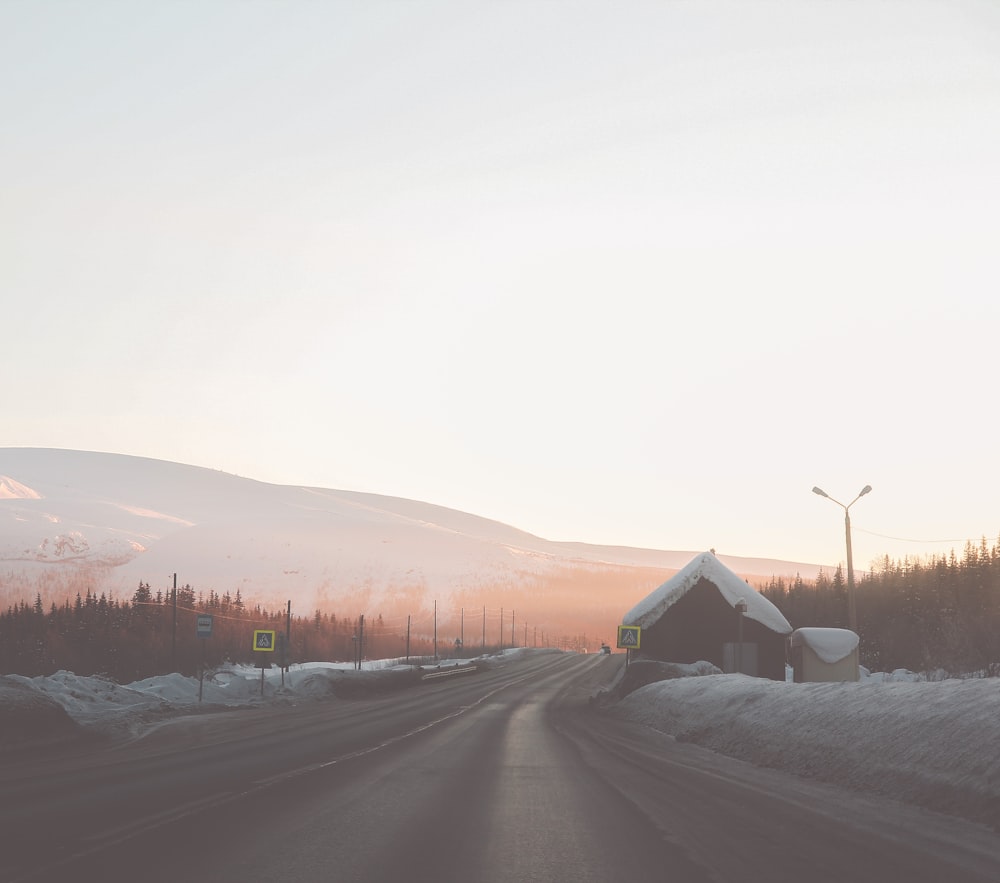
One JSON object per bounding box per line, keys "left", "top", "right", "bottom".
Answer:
{"left": 2, "top": 652, "right": 998, "bottom": 834}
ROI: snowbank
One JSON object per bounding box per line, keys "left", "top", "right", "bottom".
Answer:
{"left": 3, "top": 651, "right": 999, "bottom": 832}
{"left": 0, "top": 653, "right": 514, "bottom": 746}
{"left": 609, "top": 671, "right": 1000, "bottom": 829}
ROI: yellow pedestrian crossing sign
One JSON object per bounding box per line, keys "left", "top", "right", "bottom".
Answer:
{"left": 253, "top": 629, "right": 276, "bottom": 651}
{"left": 617, "top": 625, "right": 641, "bottom": 649}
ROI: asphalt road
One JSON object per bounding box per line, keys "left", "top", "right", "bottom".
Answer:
{"left": 3, "top": 651, "right": 999, "bottom": 883}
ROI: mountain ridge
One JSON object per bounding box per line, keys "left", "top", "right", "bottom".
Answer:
{"left": 1, "top": 448, "right": 823, "bottom": 643}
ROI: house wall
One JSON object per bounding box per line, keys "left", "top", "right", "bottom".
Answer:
{"left": 636, "top": 578, "right": 787, "bottom": 681}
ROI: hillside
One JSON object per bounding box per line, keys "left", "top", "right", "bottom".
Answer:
{"left": 0, "top": 448, "right": 823, "bottom": 644}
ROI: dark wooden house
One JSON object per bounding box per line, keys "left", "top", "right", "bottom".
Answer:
{"left": 622, "top": 551, "right": 792, "bottom": 681}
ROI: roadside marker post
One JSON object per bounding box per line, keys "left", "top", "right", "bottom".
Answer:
{"left": 253, "top": 630, "right": 276, "bottom": 696}
{"left": 617, "top": 625, "right": 641, "bottom": 668}
{"left": 196, "top": 615, "right": 213, "bottom": 702}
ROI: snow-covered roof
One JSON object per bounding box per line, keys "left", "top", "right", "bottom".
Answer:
{"left": 623, "top": 551, "right": 793, "bottom": 635}
{"left": 789, "top": 627, "right": 859, "bottom": 664}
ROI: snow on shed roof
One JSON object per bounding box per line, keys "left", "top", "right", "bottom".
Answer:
{"left": 789, "top": 627, "right": 859, "bottom": 664}
{"left": 623, "top": 551, "right": 793, "bottom": 635}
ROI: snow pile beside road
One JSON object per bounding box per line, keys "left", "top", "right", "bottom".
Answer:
{"left": 0, "top": 677, "right": 82, "bottom": 748}
{"left": 609, "top": 672, "right": 1000, "bottom": 829}
{"left": 4, "top": 651, "right": 999, "bottom": 832}
{"left": 0, "top": 655, "right": 503, "bottom": 746}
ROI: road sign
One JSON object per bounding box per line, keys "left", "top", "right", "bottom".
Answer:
{"left": 253, "top": 629, "right": 276, "bottom": 651}
{"left": 617, "top": 625, "right": 641, "bottom": 649}
{"left": 196, "top": 614, "right": 213, "bottom": 638}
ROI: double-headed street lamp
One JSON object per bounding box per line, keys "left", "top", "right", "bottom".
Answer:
{"left": 812, "top": 484, "right": 872, "bottom": 634}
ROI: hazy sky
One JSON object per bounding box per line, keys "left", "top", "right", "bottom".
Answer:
{"left": 4, "top": 1, "right": 1000, "bottom": 570}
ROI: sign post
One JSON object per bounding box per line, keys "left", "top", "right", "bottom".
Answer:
{"left": 253, "top": 629, "right": 276, "bottom": 696}
{"left": 617, "top": 625, "right": 641, "bottom": 668}
{"left": 196, "top": 615, "right": 213, "bottom": 702}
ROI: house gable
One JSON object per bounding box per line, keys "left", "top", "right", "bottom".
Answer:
{"left": 622, "top": 552, "right": 791, "bottom": 681}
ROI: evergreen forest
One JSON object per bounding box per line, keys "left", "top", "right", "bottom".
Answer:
{"left": 2, "top": 537, "right": 999, "bottom": 682}
{"left": 0, "top": 583, "right": 450, "bottom": 682}
{"left": 0, "top": 580, "right": 587, "bottom": 682}
{"left": 761, "top": 537, "right": 1000, "bottom": 676}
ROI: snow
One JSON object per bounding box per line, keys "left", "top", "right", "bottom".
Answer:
{"left": 623, "top": 551, "right": 793, "bottom": 635}
{"left": 790, "top": 627, "right": 859, "bottom": 664}
{"left": 3, "top": 653, "right": 998, "bottom": 833}
{"left": 608, "top": 664, "right": 1000, "bottom": 830}
{"left": 0, "top": 656, "right": 489, "bottom": 742}
{"left": 0, "top": 449, "right": 828, "bottom": 612}
{"left": 0, "top": 475, "right": 41, "bottom": 500}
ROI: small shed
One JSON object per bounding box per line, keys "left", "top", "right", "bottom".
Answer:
{"left": 788, "top": 628, "right": 860, "bottom": 682}
{"left": 622, "top": 551, "right": 793, "bottom": 681}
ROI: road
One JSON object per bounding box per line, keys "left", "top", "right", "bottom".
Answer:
{"left": 3, "top": 651, "right": 999, "bottom": 883}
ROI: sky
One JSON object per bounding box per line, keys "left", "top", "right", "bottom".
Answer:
{"left": 5, "top": 653, "right": 1000, "bottom": 843}
{"left": 4, "top": 1, "right": 1000, "bottom": 571}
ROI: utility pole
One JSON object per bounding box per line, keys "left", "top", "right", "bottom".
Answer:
{"left": 285, "top": 600, "right": 291, "bottom": 673}
{"left": 406, "top": 615, "right": 411, "bottom": 662}
{"left": 500, "top": 607, "right": 504, "bottom": 651}
{"left": 171, "top": 573, "right": 177, "bottom": 672}
{"left": 434, "top": 600, "right": 438, "bottom": 660}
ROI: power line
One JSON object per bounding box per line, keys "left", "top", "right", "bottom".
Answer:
{"left": 852, "top": 525, "right": 988, "bottom": 545}
{"left": 133, "top": 600, "right": 278, "bottom": 625}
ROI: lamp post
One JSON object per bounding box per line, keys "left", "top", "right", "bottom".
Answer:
{"left": 812, "top": 484, "right": 872, "bottom": 633}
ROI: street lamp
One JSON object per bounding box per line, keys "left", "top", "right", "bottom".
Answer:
{"left": 812, "top": 484, "right": 872, "bottom": 633}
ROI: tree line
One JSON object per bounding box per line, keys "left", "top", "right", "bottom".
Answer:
{"left": 0, "top": 582, "right": 447, "bottom": 682}
{"left": 760, "top": 536, "right": 1000, "bottom": 675}
{"left": 0, "top": 580, "right": 591, "bottom": 682}
{"left": 4, "top": 537, "right": 998, "bottom": 680}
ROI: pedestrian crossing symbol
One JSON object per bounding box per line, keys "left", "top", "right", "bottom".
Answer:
{"left": 617, "top": 625, "right": 641, "bottom": 649}
{"left": 253, "top": 629, "right": 276, "bottom": 651}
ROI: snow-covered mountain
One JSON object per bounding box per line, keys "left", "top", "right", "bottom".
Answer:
{"left": 0, "top": 449, "right": 822, "bottom": 635}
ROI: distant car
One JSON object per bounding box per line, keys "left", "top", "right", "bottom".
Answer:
{"left": 600, "top": 644, "right": 611, "bottom": 655}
